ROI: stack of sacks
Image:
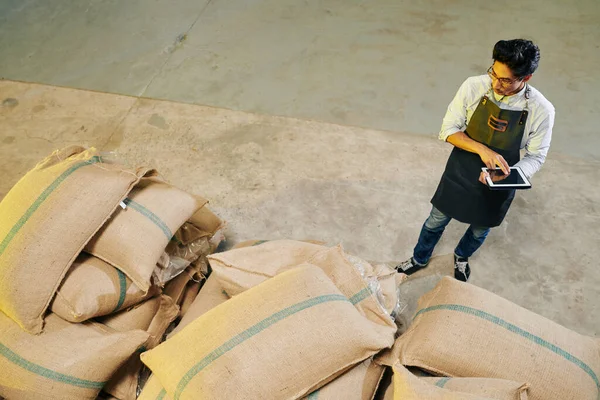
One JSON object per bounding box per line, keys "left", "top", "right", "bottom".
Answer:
{"left": 140, "top": 265, "right": 396, "bottom": 400}
{"left": 0, "top": 146, "right": 224, "bottom": 400}
{"left": 139, "top": 240, "right": 405, "bottom": 400}
{"left": 377, "top": 277, "right": 600, "bottom": 400}
{"left": 0, "top": 146, "right": 153, "bottom": 334}
{"left": 98, "top": 295, "right": 179, "bottom": 400}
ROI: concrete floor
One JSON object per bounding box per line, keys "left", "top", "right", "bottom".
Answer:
{"left": 1, "top": 0, "right": 600, "bottom": 159}
{"left": 1, "top": 80, "right": 598, "bottom": 337}
{"left": 0, "top": 1, "right": 599, "bottom": 336}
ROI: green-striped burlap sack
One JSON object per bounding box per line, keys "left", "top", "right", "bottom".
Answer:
{"left": 208, "top": 239, "right": 328, "bottom": 295}
{"left": 85, "top": 177, "right": 206, "bottom": 293}
{"left": 50, "top": 253, "right": 158, "bottom": 323}
{"left": 209, "top": 241, "right": 396, "bottom": 328}
{"left": 148, "top": 277, "right": 227, "bottom": 400}
{"left": 141, "top": 265, "right": 396, "bottom": 400}
{"left": 99, "top": 295, "right": 179, "bottom": 400}
{"left": 302, "top": 357, "right": 385, "bottom": 400}
{"left": 393, "top": 277, "right": 600, "bottom": 400}
{"left": 419, "top": 377, "right": 529, "bottom": 400}
{"left": 167, "top": 275, "right": 230, "bottom": 339}
{"left": 386, "top": 364, "right": 514, "bottom": 400}
{"left": 0, "top": 146, "right": 152, "bottom": 333}
{"left": 0, "top": 311, "right": 148, "bottom": 400}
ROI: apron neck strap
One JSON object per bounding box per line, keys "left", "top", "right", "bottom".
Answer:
{"left": 485, "top": 84, "right": 530, "bottom": 110}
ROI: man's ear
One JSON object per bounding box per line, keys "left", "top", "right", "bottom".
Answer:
{"left": 522, "top": 74, "right": 533, "bottom": 83}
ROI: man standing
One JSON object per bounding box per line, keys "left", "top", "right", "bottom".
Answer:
{"left": 397, "top": 39, "right": 555, "bottom": 281}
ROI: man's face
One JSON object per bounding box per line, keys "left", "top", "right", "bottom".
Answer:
{"left": 488, "top": 62, "right": 526, "bottom": 96}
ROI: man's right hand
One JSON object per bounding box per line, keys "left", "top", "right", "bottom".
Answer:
{"left": 479, "top": 147, "right": 510, "bottom": 174}
{"left": 446, "top": 132, "right": 510, "bottom": 174}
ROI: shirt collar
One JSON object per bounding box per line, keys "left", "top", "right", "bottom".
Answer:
{"left": 491, "top": 82, "right": 527, "bottom": 104}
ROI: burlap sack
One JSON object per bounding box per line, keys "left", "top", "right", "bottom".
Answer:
{"left": 208, "top": 239, "right": 328, "bottom": 295}
{"left": 188, "top": 206, "right": 223, "bottom": 237}
{"left": 0, "top": 311, "right": 148, "bottom": 400}
{"left": 179, "top": 280, "right": 202, "bottom": 318}
{"left": 50, "top": 253, "right": 158, "bottom": 323}
{"left": 137, "top": 374, "right": 168, "bottom": 400}
{"left": 100, "top": 295, "right": 178, "bottom": 335}
{"left": 163, "top": 267, "right": 196, "bottom": 305}
{"left": 420, "top": 377, "right": 529, "bottom": 400}
{"left": 387, "top": 364, "right": 498, "bottom": 400}
{"left": 141, "top": 265, "right": 396, "bottom": 400}
{"left": 209, "top": 241, "right": 396, "bottom": 327}
{"left": 0, "top": 146, "right": 152, "bottom": 333}
{"left": 393, "top": 277, "right": 600, "bottom": 400}
{"left": 99, "top": 295, "right": 179, "bottom": 400}
{"left": 86, "top": 178, "right": 204, "bottom": 292}
{"left": 303, "top": 357, "right": 385, "bottom": 400}
{"left": 168, "top": 275, "right": 230, "bottom": 339}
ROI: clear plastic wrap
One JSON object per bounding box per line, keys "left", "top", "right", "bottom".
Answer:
{"left": 345, "top": 254, "right": 406, "bottom": 321}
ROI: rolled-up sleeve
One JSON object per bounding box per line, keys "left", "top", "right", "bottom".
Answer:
{"left": 514, "top": 109, "right": 555, "bottom": 178}
{"left": 439, "top": 79, "right": 470, "bottom": 141}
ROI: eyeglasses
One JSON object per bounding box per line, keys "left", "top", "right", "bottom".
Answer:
{"left": 487, "top": 66, "right": 521, "bottom": 87}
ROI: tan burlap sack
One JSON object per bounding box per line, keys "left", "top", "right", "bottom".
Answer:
{"left": 141, "top": 265, "right": 395, "bottom": 400}
{"left": 51, "top": 253, "right": 158, "bottom": 323}
{"left": 188, "top": 206, "right": 223, "bottom": 237}
{"left": 86, "top": 178, "right": 204, "bottom": 292}
{"left": 303, "top": 357, "right": 385, "bottom": 400}
{"left": 99, "top": 295, "right": 179, "bottom": 400}
{"left": 420, "top": 377, "right": 529, "bottom": 400}
{"left": 137, "top": 374, "right": 168, "bottom": 400}
{"left": 209, "top": 241, "right": 396, "bottom": 328}
{"left": 179, "top": 280, "right": 202, "bottom": 318}
{"left": 168, "top": 275, "right": 230, "bottom": 339}
{"left": 387, "top": 364, "right": 499, "bottom": 400}
{"left": 393, "top": 277, "right": 600, "bottom": 400}
{"left": 208, "top": 239, "right": 328, "bottom": 295}
{"left": 0, "top": 311, "right": 148, "bottom": 400}
{"left": 0, "top": 146, "right": 152, "bottom": 333}
{"left": 163, "top": 267, "right": 196, "bottom": 305}
{"left": 100, "top": 295, "right": 178, "bottom": 335}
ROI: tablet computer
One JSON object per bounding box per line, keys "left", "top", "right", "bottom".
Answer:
{"left": 482, "top": 166, "right": 532, "bottom": 190}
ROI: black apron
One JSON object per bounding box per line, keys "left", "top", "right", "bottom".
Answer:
{"left": 431, "top": 87, "right": 529, "bottom": 227}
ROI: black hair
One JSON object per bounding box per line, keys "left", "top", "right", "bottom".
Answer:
{"left": 492, "top": 39, "right": 540, "bottom": 78}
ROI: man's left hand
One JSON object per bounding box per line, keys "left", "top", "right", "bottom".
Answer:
{"left": 479, "top": 171, "right": 490, "bottom": 185}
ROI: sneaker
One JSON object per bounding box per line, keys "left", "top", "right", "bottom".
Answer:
{"left": 454, "top": 255, "right": 471, "bottom": 282}
{"left": 395, "top": 257, "right": 427, "bottom": 275}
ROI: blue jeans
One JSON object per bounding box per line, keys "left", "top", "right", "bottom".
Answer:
{"left": 412, "top": 206, "right": 490, "bottom": 266}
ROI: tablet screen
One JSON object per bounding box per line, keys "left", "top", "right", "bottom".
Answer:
{"left": 488, "top": 168, "right": 527, "bottom": 185}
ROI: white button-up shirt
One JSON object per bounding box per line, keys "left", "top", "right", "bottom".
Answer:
{"left": 439, "top": 74, "right": 555, "bottom": 178}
